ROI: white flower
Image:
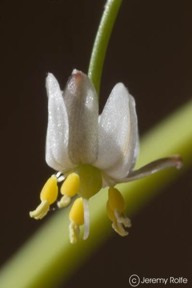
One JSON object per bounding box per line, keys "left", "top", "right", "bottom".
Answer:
{"left": 30, "top": 69, "right": 182, "bottom": 243}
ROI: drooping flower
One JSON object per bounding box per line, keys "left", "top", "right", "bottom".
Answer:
{"left": 30, "top": 69, "right": 182, "bottom": 243}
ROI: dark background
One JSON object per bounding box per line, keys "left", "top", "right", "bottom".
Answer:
{"left": 0, "top": 0, "right": 192, "bottom": 287}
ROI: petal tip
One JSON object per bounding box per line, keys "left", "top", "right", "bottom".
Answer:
{"left": 72, "top": 69, "right": 83, "bottom": 77}
{"left": 46, "top": 72, "right": 55, "bottom": 83}
{"left": 114, "top": 81, "right": 126, "bottom": 89}
{"left": 45, "top": 73, "right": 61, "bottom": 98}
{"left": 72, "top": 68, "right": 79, "bottom": 74}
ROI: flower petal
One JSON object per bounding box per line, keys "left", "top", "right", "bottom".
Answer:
{"left": 122, "top": 155, "right": 183, "bottom": 182}
{"left": 63, "top": 70, "right": 98, "bottom": 164}
{"left": 95, "top": 83, "right": 139, "bottom": 179}
{"left": 45, "top": 73, "right": 74, "bottom": 172}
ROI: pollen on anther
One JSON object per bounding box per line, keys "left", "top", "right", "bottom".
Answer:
{"left": 60, "top": 173, "right": 80, "bottom": 197}
{"left": 69, "top": 198, "right": 84, "bottom": 226}
{"left": 40, "top": 175, "right": 58, "bottom": 204}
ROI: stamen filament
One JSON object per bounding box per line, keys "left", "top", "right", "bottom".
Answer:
{"left": 57, "top": 195, "right": 71, "bottom": 208}
{"left": 83, "top": 198, "right": 90, "bottom": 240}
{"left": 29, "top": 200, "right": 49, "bottom": 220}
{"left": 69, "top": 222, "right": 80, "bottom": 244}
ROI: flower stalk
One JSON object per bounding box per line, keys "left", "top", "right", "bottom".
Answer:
{"left": 88, "top": 0, "right": 122, "bottom": 93}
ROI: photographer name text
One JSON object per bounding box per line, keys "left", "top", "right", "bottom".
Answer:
{"left": 141, "top": 277, "right": 188, "bottom": 285}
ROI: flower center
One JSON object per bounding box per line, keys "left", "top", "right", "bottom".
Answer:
{"left": 74, "top": 164, "right": 102, "bottom": 199}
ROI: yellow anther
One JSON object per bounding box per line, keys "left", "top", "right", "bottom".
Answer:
{"left": 69, "top": 197, "right": 84, "bottom": 226}
{"left": 40, "top": 175, "right": 58, "bottom": 204}
{"left": 29, "top": 175, "right": 58, "bottom": 220}
{"left": 60, "top": 172, "right": 80, "bottom": 197}
{"left": 106, "top": 201, "right": 116, "bottom": 222}
{"left": 108, "top": 187, "right": 125, "bottom": 212}
{"left": 106, "top": 187, "right": 131, "bottom": 237}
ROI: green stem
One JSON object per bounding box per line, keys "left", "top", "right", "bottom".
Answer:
{"left": 88, "top": 0, "right": 122, "bottom": 94}
{"left": 0, "top": 100, "right": 192, "bottom": 288}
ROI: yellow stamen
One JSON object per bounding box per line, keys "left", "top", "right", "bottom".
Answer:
{"left": 69, "top": 197, "right": 84, "bottom": 225}
{"left": 29, "top": 200, "right": 49, "bottom": 220}
{"left": 29, "top": 175, "right": 58, "bottom": 220}
{"left": 69, "top": 198, "right": 84, "bottom": 243}
{"left": 106, "top": 201, "right": 116, "bottom": 222}
{"left": 106, "top": 187, "right": 131, "bottom": 236}
{"left": 57, "top": 195, "right": 71, "bottom": 208}
{"left": 69, "top": 222, "right": 80, "bottom": 244}
{"left": 57, "top": 173, "right": 80, "bottom": 208}
{"left": 108, "top": 187, "right": 125, "bottom": 212}
{"left": 60, "top": 173, "right": 80, "bottom": 197}
{"left": 40, "top": 175, "right": 58, "bottom": 204}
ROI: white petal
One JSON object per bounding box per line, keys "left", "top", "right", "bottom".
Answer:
{"left": 63, "top": 70, "right": 98, "bottom": 164}
{"left": 45, "top": 73, "right": 74, "bottom": 172}
{"left": 94, "top": 83, "right": 139, "bottom": 179}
